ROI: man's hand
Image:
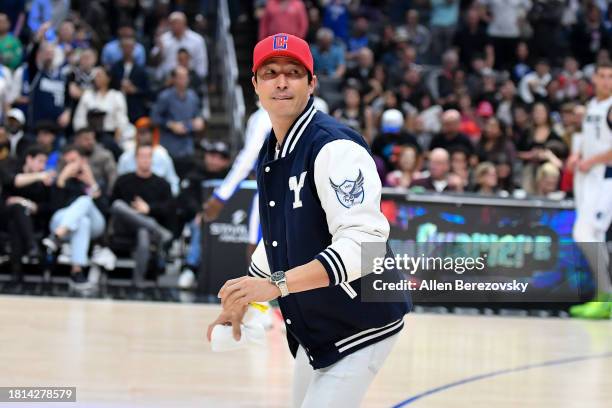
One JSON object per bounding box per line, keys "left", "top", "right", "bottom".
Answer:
{"left": 577, "top": 158, "right": 594, "bottom": 173}
{"left": 168, "top": 121, "right": 188, "bottom": 135}
{"left": 77, "top": 161, "right": 96, "bottom": 186}
{"left": 39, "top": 170, "right": 56, "bottom": 186}
{"left": 57, "top": 110, "right": 71, "bottom": 128}
{"left": 68, "top": 82, "right": 82, "bottom": 99}
{"left": 566, "top": 153, "right": 580, "bottom": 170}
{"left": 206, "top": 304, "right": 248, "bottom": 342}
{"left": 218, "top": 276, "right": 280, "bottom": 311}
{"left": 192, "top": 117, "right": 205, "bottom": 132}
{"left": 121, "top": 79, "right": 137, "bottom": 95}
{"left": 131, "top": 196, "right": 150, "bottom": 214}
{"left": 203, "top": 196, "right": 224, "bottom": 222}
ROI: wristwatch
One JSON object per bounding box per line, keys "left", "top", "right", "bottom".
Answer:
{"left": 269, "top": 270, "right": 289, "bottom": 297}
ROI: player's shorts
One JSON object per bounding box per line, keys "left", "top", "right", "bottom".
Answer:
{"left": 248, "top": 192, "right": 261, "bottom": 245}
{"left": 574, "top": 165, "right": 612, "bottom": 235}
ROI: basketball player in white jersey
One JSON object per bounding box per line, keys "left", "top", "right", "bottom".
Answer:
{"left": 568, "top": 62, "right": 612, "bottom": 319}
{"left": 203, "top": 103, "right": 272, "bottom": 252}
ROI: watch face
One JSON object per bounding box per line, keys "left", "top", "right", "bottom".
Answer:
{"left": 271, "top": 271, "right": 284, "bottom": 282}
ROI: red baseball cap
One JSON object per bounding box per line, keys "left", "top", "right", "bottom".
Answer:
{"left": 252, "top": 33, "right": 314, "bottom": 76}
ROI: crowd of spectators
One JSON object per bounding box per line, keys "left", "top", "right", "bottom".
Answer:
{"left": 255, "top": 0, "right": 611, "bottom": 199}
{"left": 0, "top": 1, "right": 230, "bottom": 290}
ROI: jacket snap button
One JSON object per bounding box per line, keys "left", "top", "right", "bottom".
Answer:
{"left": 269, "top": 201, "right": 275, "bottom": 207}
{"left": 285, "top": 318, "right": 291, "bottom": 324}
{"left": 272, "top": 241, "right": 278, "bottom": 247}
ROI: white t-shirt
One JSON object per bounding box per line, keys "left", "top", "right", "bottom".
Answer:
{"left": 480, "top": 0, "right": 532, "bottom": 38}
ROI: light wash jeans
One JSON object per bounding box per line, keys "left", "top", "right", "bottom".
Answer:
{"left": 50, "top": 196, "right": 106, "bottom": 266}
{"left": 185, "top": 218, "right": 201, "bottom": 267}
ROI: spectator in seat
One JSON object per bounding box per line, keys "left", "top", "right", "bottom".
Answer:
{"left": 4, "top": 145, "right": 54, "bottom": 283}
{"left": 452, "top": 7, "right": 493, "bottom": 70}
{"left": 258, "top": 0, "right": 308, "bottom": 41}
{"left": 34, "top": 121, "right": 61, "bottom": 171}
{"left": 397, "top": 9, "right": 431, "bottom": 63}
{"left": 60, "top": 48, "right": 98, "bottom": 133}
{"left": 333, "top": 85, "right": 373, "bottom": 144}
{"left": 346, "top": 16, "right": 378, "bottom": 63}
{"left": 372, "top": 108, "right": 420, "bottom": 173}
{"left": 109, "top": 142, "right": 174, "bottom": 289}
{"left": 73, "top": 67, "right": 131, "bottom": 150}
{"left": 101, "top": 22, "right": 146, "bottom": 68}
{"left": 117, "top": 119, "right": 180, "bottom": 196}
{"left": 176, "top": 139, "right": 232, "bottom": 289}
{"left": 557, "top": 56, "right": 583, "bottom": 101}
{"left": 152, "top": 11, "right": 208, "bottom": 82}
{"left": 496, "top": 79, "right": 519, "bottom": 128}
{"left": 71, "top": 127, "right": 117, "bottom": 196}
{"left": 44, "top": 145, "right": 107, "bottom": 291}
{"left": 110, "top": 36, "right": 150, "bottom": 123}
{"left": 534, "top": 161, "right": 563, "bottom": 199}
{"left": 311, "top": 28, "right": 346, "bottom": 79}
{"left": 517, "top": 102, "right": 565, "bottom": 193}
{"left": 471, "top": 161, "right": 501, "bottom": 195}
{"left": 410, "top": 147, "right": 463, "bottom": 193}
{"left": 571, "top": 4, "right": 611, "bottom": 66}
{"left": 479, "top": 0, "right": 532, "bottom": 70}
{"left": 22, "top": 24, "right": 67, "bottom": 127}
{"left": 518, "top": 59, "right": 551, "bottom": 104}
{"left": 449, "top": 146, "right": 471, "bottom": 190}
{"left": 151, "top": 66, "right": 204, "bottom": 178}
{"left": 385, "top": 144, "right": 423, "bottom": 188}
{"left": 475, "top": 117, "right": 516, "bottom": 164}
{"left": 429, "top": 109, "right": 475, "bottom": 157}
{"left": 429, "top": 0, "right": 460, "bottom": 64}
{"left": 0, "top": 13, "right": 23, "bottom": 70}
{"left": 512, "top": 41, "right": 533, "bottom": 83}
{"left": 344, "top": 47, "right": 375, "bottom": 95}
{"left": 322, "top": 0, "right": 350, "bottom": 45}
{"left": 4, "top": 109, "right": 31, "bottom": 159}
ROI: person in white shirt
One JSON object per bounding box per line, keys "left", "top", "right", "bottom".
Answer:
{"left": 73, "top": 67, "right": 132, "bottom": 148}
{"left": 152, "top": 12, "right": 208, "bottom": 81}
{"left": 518, "top": 59, "right": 551, "bottom": 104}
{"left": 479, "top": 0, "right": 532, "bottom": 69}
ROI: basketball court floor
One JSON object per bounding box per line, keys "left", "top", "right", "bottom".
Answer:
{"left": 1, "top": 295, "right": 611, "bottom": 407}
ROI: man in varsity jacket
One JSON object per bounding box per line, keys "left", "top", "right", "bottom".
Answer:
{"left": 208, "top": 33, "right": 411, "bottom": 407}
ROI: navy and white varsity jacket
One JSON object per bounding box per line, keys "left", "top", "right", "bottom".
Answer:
{"left": 248, "top": 97, "right": 411, "bottom": 369}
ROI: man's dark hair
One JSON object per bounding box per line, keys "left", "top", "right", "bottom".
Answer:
{"left": 34, "top": 120, "right": 59, "bottom": 135}
{"left": 24, "top": 145, "right": 48, "bottom": 158}
{"left": 136, "top": 141, "right": 153, "bottom": 154}
{"left": 75, "top": 127, "right": 95, "bottom": 137}
{"left": 177, "top": 47, "right": 190, "bottom": 55}
{"left": 62, "top": 144, "right": 85, "bottom": 156}
{"left": 595, "top": 60, "right": 612, "bottom": 72}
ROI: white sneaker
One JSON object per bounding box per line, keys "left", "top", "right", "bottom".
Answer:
{"left": 178, "top": 268, "right": 196, "bottom": 289}
{"left": 91, "top": 246, "right": 117, "bottom": 271}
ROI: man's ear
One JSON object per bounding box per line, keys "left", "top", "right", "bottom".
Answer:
{"left": 252, "top": 76, "right": 259, "bottom": 96}
{"left": 309, "top": 74, "right": 318, "bottom": 95}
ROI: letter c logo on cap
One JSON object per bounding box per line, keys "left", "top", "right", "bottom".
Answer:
{"left": 273, "top": 34, "right": 288, "bottom": 50}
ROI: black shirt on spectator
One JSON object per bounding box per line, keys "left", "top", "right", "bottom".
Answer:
{"left": 111, "top": 173, "right": 173, "bottom": 225}
{"left": 429, "top": 132, "right": 475, "bottom": 156}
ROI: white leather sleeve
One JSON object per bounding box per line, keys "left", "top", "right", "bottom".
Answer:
{"left": 247, "top": 239, "right": 271, "bottom": 278}
{"left": 313, "top": 139, "right": 389, "bottom": 285}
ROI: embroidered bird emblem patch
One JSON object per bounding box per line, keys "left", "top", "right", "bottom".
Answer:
{"left": 330, "top": 170, "right": 365, "bottom": 208}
